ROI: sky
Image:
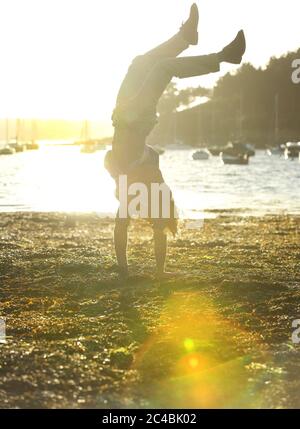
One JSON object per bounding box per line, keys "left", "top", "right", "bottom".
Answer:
{"left": 0, "top": 0, "right": 300, "bottom": 135}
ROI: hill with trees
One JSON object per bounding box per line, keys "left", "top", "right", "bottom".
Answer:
{"left": 148, "top": 48, "right": 300, "bottom": 148}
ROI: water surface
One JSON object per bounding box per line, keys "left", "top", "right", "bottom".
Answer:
{"left": 0, "top": 145, "right": 299, "bottom": 218}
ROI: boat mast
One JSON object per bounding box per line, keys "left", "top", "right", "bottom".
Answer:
{"left": 238, "top": 92, "right": 243, "bottom": 140}
{"left": 31, "top": 119, "right": 36, "bottom": 142}
{"left": 82, "top": 120, "right": 90, "bottom": 142}
{"left": 86, "top": 120, "right": 90, "bottom": 141}
{"left": 274, "top": 93, "right": 279, "bottom": 144}
{"left": 6, "top": 119, "right": 9, "bottom": 145}
{"left": 16, "top": 118, "right": 21, "bottom": 143}
{"left": 173, "top": 111, "right": 177, "bottom": 145}
{"left": 211, "top": 102, "right": 216, "bottom": 145}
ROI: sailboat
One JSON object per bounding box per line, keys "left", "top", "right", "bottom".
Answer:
{"left": 165, "top": 111, "right": 191, "bottom": 150}
{"left": 221, "top": 93, "right": 253, "bottom": 165}
{"left": 0, "top": 119, "right": 15, "bottom": 155}
{"left": 267, "top": 94, "right": 284, "bottom": 156}
{"left": 0, "top": 146, "right": 15, "bottom": 155}
{"left": 284, "top": 142, "right": 300, "bottom": 160}
{"left": 26, "top": 120, "right": 39, "bottom": 150}
{"left": 9, "top": 119, "right": 26, "bottom": 152}
{"left": 80, "top": 120, "right": 97, "bottom": 153}
{"left": 220, "top": 151, "right": 249, "bottom": 165}
{"left": 193, "top": 149, "right": 210, "bottom": 160}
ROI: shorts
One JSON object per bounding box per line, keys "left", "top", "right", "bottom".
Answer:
{"left": 104, "top": 147, "right": 178, "bottom": 235}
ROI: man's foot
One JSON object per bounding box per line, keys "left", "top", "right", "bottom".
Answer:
{"left": 118, "top": 266, "right": 129, "bottom": 280}
{"left": 179, "top": 3, "right": 199, "bottom": 46}
{"left": 219, "top": 30, "right": 246, "bottom": 64}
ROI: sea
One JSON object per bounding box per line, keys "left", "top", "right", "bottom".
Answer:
{"left": 0, "top": 143, "right": 299, "bottom": 219}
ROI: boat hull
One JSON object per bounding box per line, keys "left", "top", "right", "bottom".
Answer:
{"left": 192, "top": 150, "right": 210, "bottom": 160}
{"left": 221, "top": 152, "right": 249, "bottom": 165}
{"left": 0, "top": 147, "right": 15, "bottom": 155}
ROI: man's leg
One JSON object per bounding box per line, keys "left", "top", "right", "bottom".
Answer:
{"left": 115, "top": 36, "right": 187, "bottom": 106}
{"left": 127, "top": 30, "right": 246, "bottom": 113}
{"left": 132, "top": 54, "right": 220, "bottom": 110}
{"left": 115, "top": 4, "right": 199, "bottom": 105}
{"left": 154, "top": 228, "right": 178, "bottom": 279}
{"left": 114, "top": 212, "right": 130, "bottom": 278}
{"left": 154, "top": 229, "right": 167, "bottom": 276}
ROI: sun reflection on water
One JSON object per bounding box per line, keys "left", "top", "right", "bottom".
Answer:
{"left": 3, "top": 145, "right": 118, "bottom": 214}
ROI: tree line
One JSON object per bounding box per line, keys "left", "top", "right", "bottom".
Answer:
{"left": 148, "top": 48, "right": 300, "bottom": 148}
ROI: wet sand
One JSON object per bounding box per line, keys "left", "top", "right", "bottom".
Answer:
{"left": 0, "top": 212, "right": 300, "bottom": 408}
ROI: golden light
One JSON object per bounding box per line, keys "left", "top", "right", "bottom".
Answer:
{"left": 0, "top": 0, "right": 298, "bottom": 127}
{"left": 184, "top": 338, "right": 195, "bottom": 353}
{"left": 133, "top": 290, "right": 277, "bottom": 408}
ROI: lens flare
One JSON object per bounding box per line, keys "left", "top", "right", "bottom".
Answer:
{"left": 188, "top": 357, "right": 199, "bottom": 369}
{"left": 134, "top": 290, "right": 275, "bottom": 408}
{"left": 184, "top": 338, "right": 195, "bottom": 353}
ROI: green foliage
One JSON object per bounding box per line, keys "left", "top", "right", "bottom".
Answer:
{"left": 156, "top": 49, "right": 300, "bottom": 147}
{"left": 157, "top": 82, "right": 211, "bottom": 115}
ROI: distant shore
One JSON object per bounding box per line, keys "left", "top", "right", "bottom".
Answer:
{"left": 0, "top": 212, "right": 300, "bottom": 408}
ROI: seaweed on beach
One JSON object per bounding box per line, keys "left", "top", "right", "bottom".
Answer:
{"left": 0, "top": 212, "right": 300, "bottom": 408}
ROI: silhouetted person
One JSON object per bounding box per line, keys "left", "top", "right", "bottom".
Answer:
{"left": 105, "top": 3, "right": 246, "bottom": 279}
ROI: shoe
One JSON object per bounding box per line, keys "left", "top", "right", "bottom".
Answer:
{"left": 179, "top": 3, "right": 199, "bottom": 46}
{"left": 219, "top": 30, "right": 246, "bottom": 64}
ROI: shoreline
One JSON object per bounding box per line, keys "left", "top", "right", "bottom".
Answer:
{"left": 0, "top": 208, "right": 299, "bottom": 219}
{"left": 1, "top": 212, "right": 300, "bottom": 408}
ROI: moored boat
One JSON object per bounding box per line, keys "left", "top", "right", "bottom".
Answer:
{"left": 26, "top": 141, "right": 39, "bottom": 150}
{"left": 14, "top": 143, "right": 25, "bottom": 152}
{"left": 9, "top": 140, "right": 26, "bottom": 152}
{"left": 0, "top": 146, "right": 16, "bottom": 155}
{"left": 192, "top": 149, "right": 210, "bottom": 160}
{"left": 226, "top": 141, "right": 255, "bottom": 157}
{"left": 220, "top": 151, "right": 249, "bottom": 165}
{"left": 80, "top": 142, "right": 97, "bottom": 153}
{"left": 284, "top": 142, "right": 300, "bottom": 160}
